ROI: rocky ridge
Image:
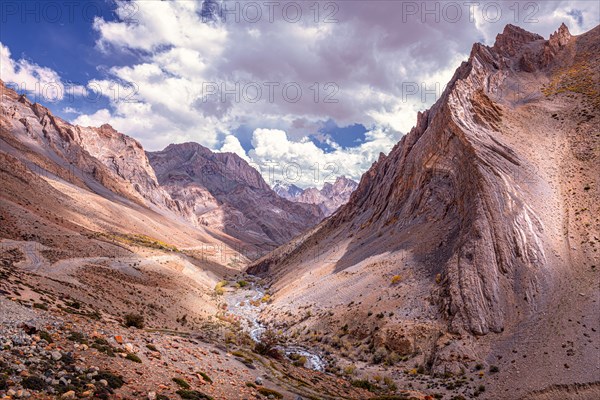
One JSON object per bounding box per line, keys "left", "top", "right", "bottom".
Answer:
{"left": 248, "top": 24, "right": 599, "bottom": 399}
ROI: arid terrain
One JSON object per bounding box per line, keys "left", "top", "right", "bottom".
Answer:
{"left": 1, "top": 22, "right": 599, "bottom": 400}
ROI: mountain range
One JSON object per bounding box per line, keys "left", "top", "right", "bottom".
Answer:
{"left": 0, "top": 86, "right": 326, "bottom": 262}
{"left": 273, "top": 176, "right": 358, "bottom": 216}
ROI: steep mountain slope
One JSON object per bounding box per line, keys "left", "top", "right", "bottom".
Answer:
{"left": 147, "top": 143, "right": 324, "bottom": 252}
{"left": 249, "top": 24, "right": 599, "bottom": 399}
{"left": 0, "top": 79, "right": 248, "bottom": 266}
{"left": 274, "top": 176, "right": 358, "bottom": 216}
{"left": 0, "top": 88, "right": 175, "bottom": 213}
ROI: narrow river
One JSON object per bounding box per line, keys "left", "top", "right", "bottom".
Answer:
{"left": 225, "top": 282, "right": 327, "bottom": 371}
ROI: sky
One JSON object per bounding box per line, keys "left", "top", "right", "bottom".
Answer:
{"left": 1, "top": 0, "right": 598, "bottom": 188}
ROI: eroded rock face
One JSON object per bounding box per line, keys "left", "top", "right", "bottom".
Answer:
{"left": 148, "top": 143, "right": 324, "bottom": 250}
{"left": 72, "top": 123, "right": 176, "bottom": 210}
{"left": 0, "top": 83, "right": 166, "bottom": 209}
{"left": 273, "top": 176, "right": 358, "bottom": 216}
{"left": 249, "top": 24, "right": 599, "bottom": 383}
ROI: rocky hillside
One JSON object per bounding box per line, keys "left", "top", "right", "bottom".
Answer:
{"left": 0, "top": 86, "right": 177, "bottom": 213}
{"left": 148, "top": 143, "right": 324, "bottom": 252}
{"left": 274, "top": 176, "right": 358, "bottom": 216}
{"left": 249, "top": 24, "right": 599, "bottom": 399}
{"left": 0, "top": 79, "right": 252, "bottom": 269}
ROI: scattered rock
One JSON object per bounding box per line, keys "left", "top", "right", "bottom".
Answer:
{"left": 61, "top": 390, "right": 76, "bottom": 399}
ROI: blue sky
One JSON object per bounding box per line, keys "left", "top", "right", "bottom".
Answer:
{"left": 1, "top": 0, "right": 598, "bottom": 187}
{"left": 1, "top": 1, "right": 113, "bottom": 114}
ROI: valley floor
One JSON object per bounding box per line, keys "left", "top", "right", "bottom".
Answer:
{"left": 0, "top": 239, "right": 413, "bottom": 400}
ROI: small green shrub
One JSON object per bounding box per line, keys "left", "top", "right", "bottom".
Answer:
{"left": 126, "top": 353, "right": 142, "bottom": 363}
{"left": 38, "top": 330, "right": 53, "bottom": 343}
{"left": 67, "top": 331, "right": 88, "bottom": 344}
{"left": 176, "top": 390, "right": 213, "bottom": 400}
{"left": 124, "top": 313, "right": 145, "bottom": 329}
{"left": 372, "top": 347, "right": 388, "bottom": 364}
{"left": 254, "top": 329, "right": 281, "bottom": 358}
{"left": 351, "top": 379, "right": 378, "bottom": 392}
{"left": 257, "top": 387, "right": 283, "bottom": 399}
{"left": 344, "top": 364, "right": 357, "bottom": 375}
{"left": 91, "top": 342, "right": 116, "bottom": 357}
{"left": 95, "top": 371, "right": 124, "bottom": 389}
{"left": 198, "top": 372, "right": 212, "bottom": 384}
{"left": 261, "top": 294, "right": 271, "bottom": 303}
{"left": 146, "top": 344, "right": 158, "bottom": 352}
{"left": 383, "top": 376, "right": 397, "bottom": 391}
{"left": 173, "top": 377, "right": 190, "bottom": 389}
{"left": 21, "top": 376, "right": 46, "bottom": 390}
{"left": 214, "top": 281, "right": 227, "bottom": 295}
{"left": 489, "top": 365, "right": 499, "bottom": 373}
{"left": 293, "top": 355, "right": 307, "bottom": 367}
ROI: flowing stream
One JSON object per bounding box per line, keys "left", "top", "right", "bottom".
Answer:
{"left": 225, "top": 283, "right": 327, "bottom": 371}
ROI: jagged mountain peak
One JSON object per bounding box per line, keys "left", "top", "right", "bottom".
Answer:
{"left": 273, "top": 180, "right": 304, "bottom": 197}
{"left": 274, "top": 176, "right": 358, "bottom": 217}
{"left": 549, "top": 22, "right": 573, "bottom": 47}
{"left": 491, "top": 23, "right": 545, "bottom": 56}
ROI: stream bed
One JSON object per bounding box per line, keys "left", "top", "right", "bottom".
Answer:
{"left": 225, "top": 283, "right": 327, "bottom": 371}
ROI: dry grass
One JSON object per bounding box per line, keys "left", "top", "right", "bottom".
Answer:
{"left": 93, "top": 232, "right": 179, "bottom": 252}
{"left": 542, "top": 59, "right": 600, "bottom": 109}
